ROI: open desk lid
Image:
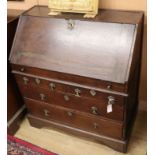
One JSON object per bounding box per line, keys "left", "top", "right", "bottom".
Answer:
{"left": 10, "top": 13, "right": 136, "bottom": 84}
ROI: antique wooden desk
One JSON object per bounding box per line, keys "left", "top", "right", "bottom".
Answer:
{"left": 9, "top": 6, "right": 143, "bottom": 152}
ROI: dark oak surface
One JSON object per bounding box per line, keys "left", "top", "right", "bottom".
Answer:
{"left": 9, "top": 6, "right": 144, "bottom": 152}
{"left": 10, "top": 12, "right": 136, "bottom": 83}
{"left": 14, "top": 74, "right": 125, "bottom": 121}
{"left": 25, "top": 98, "right": 123, "bottom": 139}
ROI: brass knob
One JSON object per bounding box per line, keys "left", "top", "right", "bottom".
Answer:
{"left": 107, "top": 85, "right": 112, "bottom": 89}
{"left": 23, "top": 77, "right": 29, "bottom": 85}
{"left": 67, "top": 111, "right": 73, "bottom": 117}
{"left": 64, "top": 95, "right": 70, "bottom": 101}
{"left": 90, "top": 89, "right": 96, "bottom": 96}
{"left": 44, "top": 109, "right": 50, "bottom": 116}
{"left": 35, "top": 78, "right": 41, "bottom": 84}
{"left": 93, "top": 123, "right": 98, "bottom": 129}
{"left": 75, "top": 88, "right": 81, "bottom": 97}
{"left": 91, "top": 106, "right": 98, "bottom": 115}
{"left": 20, "top": 68, "right": 25, "bottom": 72}
{"left": 49, "top": 83, "right": 56, "bottom": 91}
{"left": 40, "top": 93, "right": 46, "bottom": 101}
{"left": 67, "top": 19, "right": 75, "bottom": 30}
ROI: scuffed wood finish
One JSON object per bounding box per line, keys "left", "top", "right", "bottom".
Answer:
{"left": 10, "top": 15, "right": 135, "bottom": 83}
{"left": 9, "top": 6, "right": 144, "bottom": 152}
{"left": 14, "top": 74, "right": 125, "bottom": 121}
{"left": 25, "top": 98, "right": 123, "bottom": 139}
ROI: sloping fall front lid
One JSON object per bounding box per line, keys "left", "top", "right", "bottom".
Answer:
{"left": 10, "top": 13, "right": 136, "bottom": 84}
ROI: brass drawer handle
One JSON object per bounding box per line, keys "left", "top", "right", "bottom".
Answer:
{"left": 91, "top": 106, "right": 98, "bottom": 115}
{"left": 75, "top": 88, "right": 81, "bottom": 97}
{"left": 90, "top": 89, "right": 96, "bottom": 96}
{"left": 67, "top": 111, "right": 73, "bottom": 117}
{"left": 93, "top": 123, "right": 98, "bottom": 129}
{"left": 67, "top": 19, "right": 75, "bottom": 30}
{"left": 35, "top": 78, "right": 41, "bottom": 84}
{"left": 44, "top": 109, "right": 50, "bottom": 116}
{"left": 49, "top": 83, "right": 56, "bottom": 91}
{"left": 40, "top": 93, "right": 46, "bottom": 101}
{"left": 23, "top": 77, "right": 29, "bottom": 85}
{"left": 64, "top": 95, "right": 70, "bottom": 101}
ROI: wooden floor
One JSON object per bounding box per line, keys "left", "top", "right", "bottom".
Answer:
{"left": 15, "top": 111, "right": 147, "bottom": 155}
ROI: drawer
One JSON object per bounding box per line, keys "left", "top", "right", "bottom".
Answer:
{"left": 13, "top": 73, "right": 126, "bottom": 102}
{"left": 24, "top": 98, "right": 123, "bottom": 139}
{"left": 15, "top": 79, "right": 125, "bottom": 121}
{"left": 12, "top": 64, "right": 127, "bottom": 93}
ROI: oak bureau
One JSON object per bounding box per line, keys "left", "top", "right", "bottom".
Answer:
{"left": 9, "top": 6, "right": 144, "bottom": 152}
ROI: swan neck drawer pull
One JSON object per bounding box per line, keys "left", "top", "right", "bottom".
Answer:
{"left": 90, "top": 89, "right": 96, "bottom": 96}
{"left": 91, "top": 106, "right": 98, "bottom": 115}
{"left": 35, "top": 78, "right": 41, "bottom": 84}
{"left": 44, "top": 109, "right": 50, "bottom": 116}
{"left": 23, "top": 77, "right": 29, "bottom": 85}
{"left": 75, "top": 88, "right": 81, "bottom": 97}
{"left": 49, "top": 83, "right": 56, "bottom": 91}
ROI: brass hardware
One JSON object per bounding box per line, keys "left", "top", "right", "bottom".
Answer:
{"left": 107, "top": 85, "right": 112, "bottom": 89}
{"left": 40, "top": 93, "right": 46, "bottom": 101}
{"left": 93, "top": 123, "right": 98, "bottom": 129}
{"left": 64, "top": 95, "right": 70, "bottom": 101}
{"left": 107, "top": 96, "right": 115, "bottom": 113}
{"left": 20, "top": 68, "right": 25, "bottom": 72}
{"left": 23, "top": 77, "right": 29, "bottom": 85}
{"left": 75, "top": 88, "right": 81, "bottom": 97}
{"left": 91, "top": 106, "right": 98, "bottom": 115}
{"left": 67, "top": 20, "right": 75, "bottom": 30}
{"left": 49, "top": 83, "right": 56, "bottom": 91}
{"left": 90, "top": 89, "right": 96, "bottom": 96}
{"left": 44, "top": 109, "right": 50, "bottom": 116}
{"left": 67, "top": 111, "right": 73, "bottom": 117}
{"left": 35, "top": 78, "right": 41, "bottom": 84}
{"left": 108, "top": 96, "right": 115, "bottom": 105}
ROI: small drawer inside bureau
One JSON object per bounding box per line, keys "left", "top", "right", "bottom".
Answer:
{"left": 24, "top": 98, "right": 124, "bottom": 139}
{"left": 14, "top": 74, "right": 125, "bottom": 121}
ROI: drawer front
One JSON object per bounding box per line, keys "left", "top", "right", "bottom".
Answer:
{"left": 14, "top": 73, "right": 125, "bottom": 103}
{"left": 12, "top": 64, "right": 126, "bottom": 93}
{"left": 15, "top": 76, "right": 125, "bottom": 121}
{"left": 24, "top": 98, "right": 123, "bottom": 139}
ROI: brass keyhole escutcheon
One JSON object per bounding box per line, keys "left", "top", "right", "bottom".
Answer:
{"left": 91, "top": 106, "right": 98, "bottom": 115}
{"left": 23, "top": 77, "right": 29, "bottom": 85}
{"left": 108, "top": 96, "right": 115, "bottom": 105}
{"left": 67, "top": 111, "right": 73, "bottom": 117}
{"left": 40, "top": 93, "right": 46, "bottom": 101}
{"left": 67, "top": 19, "right": 75, "bottom": 30}
{"left": 64, "top": 95, "right": 70, "bottom": 101}
{"left": 93, "top": 123, "right": 98, "bottom": 129}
